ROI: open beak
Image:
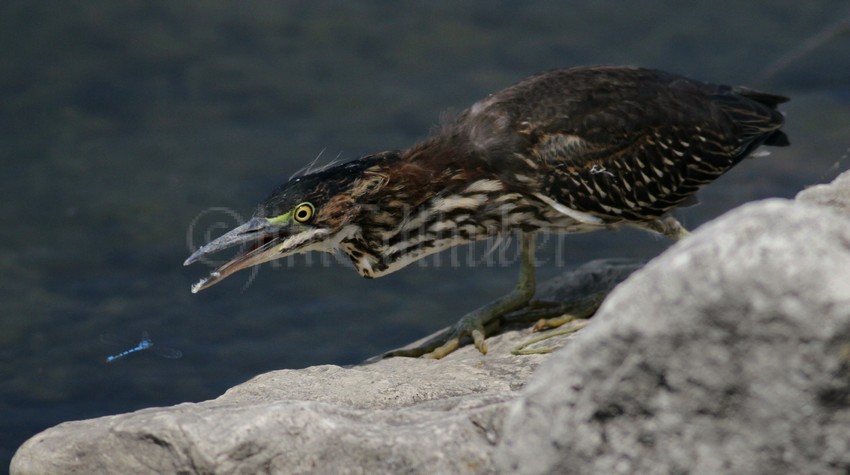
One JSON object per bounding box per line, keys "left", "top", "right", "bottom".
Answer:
{"left": 184, "top": 217, "right": 289, "bottom": 293}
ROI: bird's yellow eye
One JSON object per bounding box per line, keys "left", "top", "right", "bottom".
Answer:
{"left": 293, "top": 202, "right": 315, "bottom": 224}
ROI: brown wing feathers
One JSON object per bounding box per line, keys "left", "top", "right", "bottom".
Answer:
{"left": 469, "top": 66, "right": 788, "bottom": 222}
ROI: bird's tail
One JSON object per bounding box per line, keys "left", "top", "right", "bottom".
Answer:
{"left": 732, "top": 86, "right": 791, "bottom": 147}
{"left": 732, "top": 86, "right": 789, "bottom": 108}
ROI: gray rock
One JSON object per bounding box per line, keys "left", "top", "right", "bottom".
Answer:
{"left": 10, "top": 261, "right": 638, "bottom": 475}
{"left": 796, "top": 170, "right": 850, "bottom": 213}
{"left": 12, "top": 170, "right": 850, "bottom": 474}
{"left": 495, "top": 171, "right": 850, "bottom": 474}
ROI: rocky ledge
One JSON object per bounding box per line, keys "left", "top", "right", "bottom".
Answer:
{"left": 12, "top": 170, "right": 850, "bottom": 475}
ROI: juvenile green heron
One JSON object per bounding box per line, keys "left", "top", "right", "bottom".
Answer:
{"left": 185, "top": 65, "right": 789, "bottom": 359}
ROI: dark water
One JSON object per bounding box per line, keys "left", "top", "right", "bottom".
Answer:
{"left": 2, "top": 1, "right": 849, "bottom": 468}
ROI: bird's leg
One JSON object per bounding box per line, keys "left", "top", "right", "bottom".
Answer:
{"left": 506, "top": 217, "right": 692, "bottom": 354}
{"left": 385, "top": 233, "right": 537, "bottom": 359}
{"left": 384, "top": 218, "right": 689, "bottom": 360}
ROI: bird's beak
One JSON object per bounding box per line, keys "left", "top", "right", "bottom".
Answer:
{"left": 184, "top": 217, "right": 291, "bottom": 293}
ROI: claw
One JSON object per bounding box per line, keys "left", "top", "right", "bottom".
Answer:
{"left": 471, "top": 329, "right": 488, "bottom": 354}
{"left": 512, "top": 318, "right": 590, "bottom": 355}
{"left": 424, "top": 339, "right": 460, "bottom": 360}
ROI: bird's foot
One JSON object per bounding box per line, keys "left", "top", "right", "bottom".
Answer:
{"left": 383, "top": 303, "right": 510, "bottom": 359}
{"left": 501, "top": 292, "right": 606, "bottom": 329}
{"left": 385, "top": 233, "right": 539, "bottom": 359}
{"left": 383, "top": 292, "right": 607, "bottom": 360}
{"left": 512, "top": 318, "right": 590, "bottom": 355}
{"left": 503, "top": 292, "right": 607, "bottom": 355}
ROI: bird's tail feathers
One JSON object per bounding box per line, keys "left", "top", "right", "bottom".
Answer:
{"left": 732, "top": 86, "right": 790, "bottom": 108}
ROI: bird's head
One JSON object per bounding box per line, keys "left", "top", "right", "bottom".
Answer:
{"left": 184, "top": 153, "right": 397, "bottom": 293}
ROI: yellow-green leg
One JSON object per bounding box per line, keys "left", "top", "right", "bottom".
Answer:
{"left": 385, "top": 233, "right": 538, "bottom": 359}
{"left": 384, "top": 218, "right": 689, "bottom": 360}
{"left": 509, "top": 216, "right": 691, "bottom": 354}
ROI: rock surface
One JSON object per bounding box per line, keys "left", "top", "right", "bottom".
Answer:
{"left": 496, "top": 172, "right": 850, "bottom": 474}
{"left": 11, "top": 170, "right": 850, "bottom": 475}
{"left": 10, "top": 261, "right": 639, "bottom": 475}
